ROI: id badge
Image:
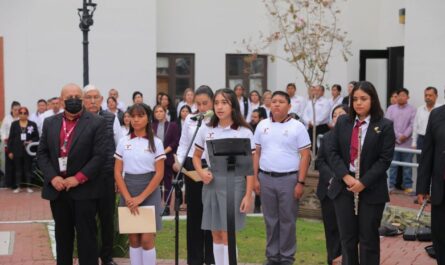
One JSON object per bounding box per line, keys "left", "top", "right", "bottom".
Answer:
{"left": 58, "top": 157, "right": 68, "bottom": 172}
{"left": 21, "top": 133, "right": 26, "bottom": 141}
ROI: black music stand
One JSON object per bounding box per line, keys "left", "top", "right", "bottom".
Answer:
{"left": 207, "top": 138, "right": 253, "bottom": 265}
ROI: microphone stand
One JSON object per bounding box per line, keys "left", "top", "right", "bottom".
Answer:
{"left": 162, "top": 116, "right": 205, "bottom": 265}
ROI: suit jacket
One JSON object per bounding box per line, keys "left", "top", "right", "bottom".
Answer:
{"left": 8, "top": 120, "right": 39, "bottom": 157}
{"left": 152, "top": 120, "right": 180, "bottom": 167}
{"left": 417, "top": 105, "right": 445, "bottom": 205}
{"left": 329, "top": 115, "right": 395, "bottom": 204}
{"left": 315, "top": 131, "right": 338, "bottom": 200}
{"left": 37, "top": 111, "right": 107, "bottom": 200}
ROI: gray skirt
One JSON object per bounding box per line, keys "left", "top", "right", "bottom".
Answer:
{"left": 119, "top": 172, "right": 162, "bottom": 231}
{"left": 201, "top": 175, "right": 246, "bottom": 231}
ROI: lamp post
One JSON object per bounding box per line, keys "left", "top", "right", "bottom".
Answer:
{"left": 78, "top": 0, "right": 97, "bottom": 87}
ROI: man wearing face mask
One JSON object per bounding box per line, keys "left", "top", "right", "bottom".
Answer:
{"left": 37, "top": 83, "right": 107, "bottom": 265}
{"left": 83, "top": 84, "right": 121, "bottom": 265}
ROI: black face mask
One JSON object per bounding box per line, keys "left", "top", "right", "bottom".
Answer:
{"left": 64, "top": 98, "right": 83, "bottom": 114}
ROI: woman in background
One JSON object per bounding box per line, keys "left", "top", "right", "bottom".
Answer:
{"left": 152, "top": 105, "right": 180, "bottom": 216}
{"left": 8, "top": 106, "right": 39, "bottom": 193}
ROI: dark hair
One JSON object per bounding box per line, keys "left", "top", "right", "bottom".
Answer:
{"left": 132, "top": 91, "right": 143, "bottom": 101}
{"left": 331, "top": 104, "right": 349, "bottom": 119}
{"left": 37, "top": 99, "right": 47, "bottom": 104}
{"left": 233, "top": 84, "right": 244, "bottom": 91}
{"left": 349, "top": 81, "right": 384, "bottom": 122}
{"left": 249, "top": 90, "right": 261, "bottom": 102}
{"left": 425, "top": 86, "right": 438, "bottom": 95}
{"left": 397, "top": 88, "right": 409, "bottom": 95}
{"left": 49, "top": 97, "right": 59, "bottom": 102}
{"left": 128, "top": 103, "right": 156, "bottom": 152}
{"left": 11, "top": 101, "right": 21, "bottom": 109}
{"left": 159, "top": 92, "right": 172, "bottom": 108}
{"left": 195, "top": 85, "right": 214, "bottom": 100}
{"left": 332, "top": 84, "right": 342, "bottom": 92}
{"left": 286, "top": 83, "right": 296, "bottom": 90}
{"left": 390, "top": 91, "right": 398, "bottom": 96}
{"left": 272, "top": 91, "right": 291, "bottom": 104}
{"left": 107, "top": 96, "right": 117, "bottom": 105}
{"left": 348, "top": 81, "right": 357, "bottom": 86}
{"left": 209, "top": 88, "right": 251, "bottom": 130}
{"left": 178, "top": 104, "right": 192, "bottom": 119}
{"left": 318, "top": 85, "right": 325, "bottom": 92}
{"left": 253, "top": 107, "right": 268, "bottom": 120}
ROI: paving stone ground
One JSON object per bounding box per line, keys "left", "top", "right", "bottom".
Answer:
{"left": 0, "top": 188, "right": 437, "bottom": 265}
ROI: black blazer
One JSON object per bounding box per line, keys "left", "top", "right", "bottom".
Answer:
{"left": 37, "top": 111, "right": 107, "bottom": 200}
{"left": 152, "top": 120, "right": 180, "bottom": 167}
{"left": 329, "top": 115, "right": 395, "bottom": 204}
{"left": 8, "top": 120, "right": 39, "bottom": 157}
{"left": 315, "top": 131, "right": 338, "bottom": 200}
{"left": 417, "top": 105, "right": 445, "bottom": 205}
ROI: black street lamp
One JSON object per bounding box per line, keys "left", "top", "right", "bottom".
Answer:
{"left": 78, "top": 0, "right": 97, "bottom": 87}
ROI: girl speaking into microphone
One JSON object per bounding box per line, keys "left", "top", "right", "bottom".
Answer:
{"left": 193, "top": 88, "right": 255, "bottom": 265}
{"left": 329, "top": 81, "right": 395, "bottom": 265}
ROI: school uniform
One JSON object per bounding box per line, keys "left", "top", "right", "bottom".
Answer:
{"left": 114, "top": 134, "right": 166, "bottom": 231}
{"left": 194, "top": 123, "right": 255, "bottom": 231}
{"left": 289, "top": 95, "right": 307, "bottom": 118}
{"left": 254, "top": 116, "right": 311, "bottom": 264}
{"left": 301, "top": 97, "right": 331, "bottom": 140}
{"left": 176, "top": 114, "right": 214, "bottom": 265}
{"left": 329, "top": 115, "right": 395, "bottom": 265}
{"left": 315, "top": 131, "right": 341, "bottom": 265}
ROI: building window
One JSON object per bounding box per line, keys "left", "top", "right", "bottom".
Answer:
{"left": 226, "top": 54, "right": 267, "bottom": 93}
{"left": 157, "top": 53, "right": 195, "bottom": 105}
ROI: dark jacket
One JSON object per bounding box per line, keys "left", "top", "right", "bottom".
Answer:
{"left": 8, "top": 120, "right": 39, "bottom": 157}
{"left": 37, "top": 111, "right": 107, "bottom": 200}
{"left": 417, "top": 105, "right": 445, "bottom": 205}
{"left": 98, "top": 110, "right": 116, "bottom": 177}
{"left": 152, "top": 120, "right": 180, "bottom": 167}
{"left": 315, "top": 131, "right": 337, "bottom": 200}
{"left": 328, "top": 115, "right": 395, "bottom": 204}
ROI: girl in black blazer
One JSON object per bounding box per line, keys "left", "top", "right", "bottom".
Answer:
{"left": 8, "top": 107, "right": 39, "bottom": 193}
{"left": 329, "top": 81, "right": 395, "bottom": 265}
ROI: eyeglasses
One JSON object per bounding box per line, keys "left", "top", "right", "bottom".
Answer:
{"left": 19, "top": 112, "right": 28, "bottom": 115}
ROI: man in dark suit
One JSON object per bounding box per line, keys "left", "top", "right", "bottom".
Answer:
{"left": 83, "top": 85, "right": 121, "bottom": 265}
{"left": 417, "top": 105, "right": 445, "bottom": 265}
{"left": 234, "top": 84, "right": 249, "bottom": 119}
{"left": 38, "top": 83, "right": 106, "bottom": 265}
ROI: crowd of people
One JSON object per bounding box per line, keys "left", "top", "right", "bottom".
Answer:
{"left": 0, "top": 80, "right": 443, "bottom": 265}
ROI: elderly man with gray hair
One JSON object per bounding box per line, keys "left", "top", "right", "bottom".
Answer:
{"left": 83, "top": 84, "right": 122, "bottom": 265}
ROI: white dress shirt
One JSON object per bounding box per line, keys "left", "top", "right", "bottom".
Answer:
{"left": 301, "top": 97, "right": 331, "bottom": 127}
{"left": 412, "top": 103, "right": 441, "bottom": 147}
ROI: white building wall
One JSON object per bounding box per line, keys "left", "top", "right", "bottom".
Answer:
{"left": 0, "top": 0, "right": 157, "bottom": 112}
{"left": 404, "top": 0, "right": 445, "bottom": 107}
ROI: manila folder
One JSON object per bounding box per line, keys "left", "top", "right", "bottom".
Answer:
{"left": 118, "top": 206, "right": 156, "bottom": 234}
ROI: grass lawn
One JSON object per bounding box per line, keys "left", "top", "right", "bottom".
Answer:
{"left": 156, "top": 216, "right": 327, "bottom": 264}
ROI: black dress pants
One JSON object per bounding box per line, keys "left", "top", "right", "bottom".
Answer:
{"left": 13, "top": 154, "right": 33, "bottom": 187}
{"left": 320, "top": 197, "right": 341, "bottom": 265}
{"left": 4, "top": 152, "right": 15, "bottom": 188}
{"left": 333, "top": 190, "right": 384, "bottom": 265}
{"left": 184, "top": 157, "right": 214, "bottom": 265}
{"left": 97, "top": 177, "right": 116, "bottom": 263}
{"left": 50, "top": 191, "right": 98, "bottom": 265}
{"left": 432, "top": 184, "right": 445, "bottom": 265}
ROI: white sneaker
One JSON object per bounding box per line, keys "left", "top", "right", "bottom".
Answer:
{"left": 27, "top": 188, "right": 33, "bottom": 193}
{"left": 13, "top": 188, "right": 21, "bottom": 193}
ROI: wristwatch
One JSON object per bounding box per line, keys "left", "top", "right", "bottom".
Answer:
{"left": 297, "top": 180, "right": 305, "bottom": 186}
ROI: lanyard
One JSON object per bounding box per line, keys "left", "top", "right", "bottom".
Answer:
{"left": 61, "top": 118, "right": 78, "bottom": 154}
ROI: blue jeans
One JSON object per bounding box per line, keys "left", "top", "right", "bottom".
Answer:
{"left": 389, "top": 151, "right": 413, "bottom": 189}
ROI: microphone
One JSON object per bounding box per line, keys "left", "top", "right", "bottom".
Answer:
{"left": 191, "top": 110, "right": 214, "bottom": 121}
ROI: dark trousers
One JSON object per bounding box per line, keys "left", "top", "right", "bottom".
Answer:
{"left": 308, "top": 124, "right": 330, "bottom": 153}
{"left": 50, "top": 192, "right": 98, "bottom": 265}
{"left": 163, "top": 165, "right": 173, "bottom": 204}
{"left": 432, "top": 184, "right": 445, "bottom": 265}
{"left": 97, "top": 178, "right": 115, "bottom": 263}
{"left": 333, "top": 191, "right": 385, "bottom": 265}
{"left": 4, "top": 152, "right": 15, "bottom": 188}
{"left": 320, "top": 197, "right": 341, "bottom": 265}
{"left": 13, "top": 154, "right": 33, "bottom": 187}
{"left": 184, "top": 157, "right": 214, "bottom": 265}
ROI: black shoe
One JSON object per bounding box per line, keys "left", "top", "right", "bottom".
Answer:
{"left": 254, "top": 206, "right": 261, "bottom": 213}
{"left": 102, "top": 259, "right": 118, "bottom": 265}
